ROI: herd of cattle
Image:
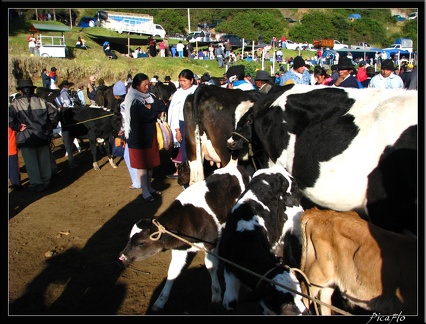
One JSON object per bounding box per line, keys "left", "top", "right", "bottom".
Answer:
{"left": 34, "top": 79, "right": 418, "bottom": 315}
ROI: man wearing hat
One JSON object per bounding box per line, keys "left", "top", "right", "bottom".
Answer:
{"left": 163, "top": 75, "right": 177, "bottom": 92}
{"left": 9, "top": 79, "right": 58, "bottom": 193}
{"left": 356, "top": 60, "right": 368, "bottom": 83}
{"left": 368, "top": 59, "right": 403, "bottom": 89}
{"left": 226, "top": 65, "right": 255, "bottom": 90}
{"left": 58, "top": 80, "right": 75, "bottom": 107}
{"left": 87, "top": 75, "right": 97, "bottom": 106}
{"left": 200, "top": 72, "right": 215, "bottom": 85}
{"left": 279, "top": 56, "right": 311, "bottom": 86}
{"left": 254, "top": 70, "right": 273, "bottom": 93}
{"left": 329, "top": 57, "right": 360, "bottom": 88}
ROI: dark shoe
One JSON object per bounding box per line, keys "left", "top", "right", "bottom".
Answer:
{"left": 29, "top": 185, "right": 46, "bottom": 193}
{"left": 143, "top": 195, "right": 155, "bottom": 202}
{"left": 9, "top": 184, "right": 23, "bottom": 191}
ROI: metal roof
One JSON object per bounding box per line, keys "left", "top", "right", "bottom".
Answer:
{"left": 30, "top": 23, "right": 71, "bottom": 33}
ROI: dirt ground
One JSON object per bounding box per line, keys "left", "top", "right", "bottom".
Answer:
{"left": 8, "top": 137, "right": 265, "bottom": 318}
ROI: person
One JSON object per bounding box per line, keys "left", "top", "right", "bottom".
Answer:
{"left": 368, "top": 59, "right": 404, "bottom": 89}
{"left": 27, "top": 32, "right": 36, "bottom": 56}
{"left": 226, "top": 65, "right": 256, "bottom": 90}
{"left": 58, "top": 80, "right": 75, "bottom": 108}
{"left": 403, "top": 64, "right": 417, "bottom": 90}
{"left": 163, "top": 35, "right": 170, "bottom": 57}
{"left": 159, "top": 40, "right": 166, "bottom": 57}
{"left": 224, "top": 39, "right": 232, "bottom": 58}
{"left": 215, "top": 44, "right": 225, "bottom": 68}
{"left": 124, "top": 73, "right": 166, "bottom": 201}
{"left": 133, "top": 46, "right": 141, "bottom": 58}
{"left": 313, "top": 65, "right": 333, "bottom": 85}
{"left": 276, "top": 49, "right": 283, "bottom": 62}
{"left": 76, "top": 36, "right": 87, "bottom": 49}
{"left": 149, "top": 77, "right": 159, "bottom": 93}
{"left": 113, "top": 80, "right": 140, "bottom": 190}
{"left": 167, "top": 69, "right": 198, "bottom": 182}
{"left": 356, "top": 60, "right": 367, "bottom": 83}
{"left": 208, "top": 43, "right": 215, "bottom": 60}
{"left": 171, "top": 45, "right": 177, "bottom": 58}
{"left": 103, "top": 41, "right": 113, "bottom": 59}
{"left": 279, "top": 56, "right": 311, "bottom": 86}
{"left": 361, "top": 66, "right": 376, "bottom": 88}
{"left": 49, "top": 67, "right": 58, "bottom": 89}
{"left": 200, "top": 72, "right": 215, "bottom": 85}
{"left": 9, "top": 79, "right": 58, "bottom": 193}
{"left": 41, "top": 68, "right": 50, "bottom": 88}
{"left": 76, "top": 82, "right": 86, "bottom": 106}
{"left": 186, "top": 42, "right": 194, "bottom": 58}
{"left": 254, "top": 70, "right": 273, "bottom": 93}
{"left": 148, "top": 36, "right": 157, "bottom": 57}
{"left": 87, "top": 75, "right": 97, "bottom": 106}
{"left": 194, "top": 74, "right": 201, "bottom": 85}
{"left": 329, "top": 58, "right": 360, "bottom": 88}
{"left": 176, "top": 41, "right": 184, "bottom": 58}
{"left": 9, "top": 126, "right": 22, "bottom": 190}
{"left": 164, "top": 75, "right": 177, "bottom": 92}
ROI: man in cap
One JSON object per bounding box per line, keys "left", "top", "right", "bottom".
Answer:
{"left": 368, "top": 59, "right": 403, "bottom": 89}
{"left": 254, "top": 70, "right": 273, "bottom": 93}
{"left": 9, "top": 79, "right": 58, "bottom": 193}
{"left": 279, "top": 56, "right": 311, "bottom": 86}
{"left": 226, "top": 65, "right": 255, "bottom": 90}
{"left": 329, "top": 57, "right": 360, "bottom": 88}
{"left": 356, "top": 60, "right": 368, "bottom": 83}
{"left": 200, "top": 72, "right": 215, "bottom": 85}
{"left": 76, "top": 82, "right": 86, "bottom": 106}
{"left": 163, "top": 75, "right": 177, "bottom": 92}
{"left": 87, "top": 75, "right": 97, "bottom": 106}
{"left": 58, "top": 80, "right": 75, "bottom": 108}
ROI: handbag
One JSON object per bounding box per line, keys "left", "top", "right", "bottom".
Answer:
{"left": 111, "top": 135, "right": 125, "bottom": 157}
{"left": 156, "top": 117, "right": 172, "bottom": 151}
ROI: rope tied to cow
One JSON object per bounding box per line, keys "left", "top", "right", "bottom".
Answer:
{"left": 229, "top": 131, "right": 257, "bottom": 172}
{"left": 150, "top": 219, "right": 352, "bottom": 315}
{"left": 61, "top": 112, "right": 114, "bottom": 128}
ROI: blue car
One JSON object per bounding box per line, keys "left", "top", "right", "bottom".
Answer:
{"left": 393, "top": 15, "right": 406, "bottom": 22}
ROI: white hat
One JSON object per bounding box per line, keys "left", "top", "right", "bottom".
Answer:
{"left": 150, "top": 78, "right": 158, "bottom": 83}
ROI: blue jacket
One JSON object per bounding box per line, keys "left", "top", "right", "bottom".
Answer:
{"left": 280, "top": 68, "right": 311, "bottom": 86}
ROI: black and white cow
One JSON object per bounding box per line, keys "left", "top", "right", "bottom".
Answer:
{"left": 118, "top": 164, "right": 250, "bottom": 311}
{"left": 184, "top": 85, "right": 266, "bottom": 185}
{"left": 228, "top": 84, "right": 418, "bottom": 234}
{"left": 218, "top": 164, "right": 307, "bottom": 315}
{"left": 60, "top": 106, "right": 120, "bottom": 170}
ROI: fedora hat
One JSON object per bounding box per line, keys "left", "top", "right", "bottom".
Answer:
{"left": 336, "top": 58, "right": 354, "bottom": 70}
{"left": 254, "top": 70, "right": 271, "bottom": 81}
{"left": 50, "top": 66, "right": 57, "bottom": 71}
{"left": 60, "top": 80, "right": 74, "bottom": 87}
{"left": 381, "top": 59, "right": 395, "bottom": 71}
{"left": 16, "top": 79, "right": 37, "bottom": 90}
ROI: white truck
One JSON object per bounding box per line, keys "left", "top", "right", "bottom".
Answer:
{"left": 102, "top": 11, "right": 166, "bottom": 38}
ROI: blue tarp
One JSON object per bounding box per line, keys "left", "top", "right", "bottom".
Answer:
{"left": 348, "top": 14, "right": 362, "bottom": 20}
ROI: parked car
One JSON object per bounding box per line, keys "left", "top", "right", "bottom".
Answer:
{"left": 218, "top": 34, "right": 248, "bottom": 47}
{"left": 285, "top": 17, "right": 297, "bottom": 23}
{"left": 283, "top": 39, "right": 310, "bottom": 50}
{"left": 332, "top": 40, "right": 349, "bottom": 50}
{"left": 393, "top": 14, "right": 406, "bottom": 21}
{"left": 407, "top": 12, "right": 417, "bottom": 20}
{"left": 350, "top": 42, "right": 372, "bottom": 50}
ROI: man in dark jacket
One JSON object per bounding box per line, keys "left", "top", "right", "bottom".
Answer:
{"left": 41, "top": 68, "right": 50, "bottom": 88}
{"left": 9, "top": 79, "right": 58, "bottom": 192}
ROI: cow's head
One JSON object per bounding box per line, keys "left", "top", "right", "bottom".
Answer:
{"left": 118, "top": 218, "right": 165, "bottom": 266}
{"left": 227, "top": 108, "right": 256, "bottom": 157}
{"left": 258, "top": 269, "right": 309, "bottom": 315}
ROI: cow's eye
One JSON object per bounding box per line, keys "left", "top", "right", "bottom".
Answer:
{"left": 137, "top": 242, "right": 145, "bottom": 247}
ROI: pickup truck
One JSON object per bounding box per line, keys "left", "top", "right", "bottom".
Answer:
{"left": 333, "top": 40, "right": 349, "bottom": 50}
{"left": 312, "top": 39, "right": 348, "bottom": 50}
{"left": 350, "top": 42, "right": 372, "bottom": 50}
{"left": 382, "top": 44, "right": 413, "bottom": 52}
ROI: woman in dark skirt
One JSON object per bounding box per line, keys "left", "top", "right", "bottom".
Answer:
{"left": 124, "top": 73, "right": 166, "bottom": 201}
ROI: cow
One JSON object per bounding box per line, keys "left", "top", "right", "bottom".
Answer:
{"left": 227, "top": 84, "right": 418, "bottom": 235}
{"left": 299, "top": 207, "right": 417, "bottom": 315}
{"left": 218, "top": 164, "right": 307, "bottom": 315}
{"left": 118, "top": 164, "right": 250, "bottom": 311}
{"left": 94, "top": 84, "right": 115, "bottom": 110}
{"left": 151, "top": 82, "right": 177, "bottom": 109}
{"left": 60, "top": 106, "right": 120, "bottom": 170}
{"left": 184, "top": 85, "right": 267, "bottom": 186}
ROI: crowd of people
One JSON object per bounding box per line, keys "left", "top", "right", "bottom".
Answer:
{"left": 10, "top": 40, "right": 417, "bottom": 194}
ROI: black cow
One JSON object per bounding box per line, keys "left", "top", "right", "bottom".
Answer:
{"left": 94, "top": 84, "right": 115, "bottom": 110}
{"left": 218, "top": 165, "right": 307, "bottom": 315}
{"left": 228, "top": 84, "right": 418, "bottom": 235}
{"left": 60, "top": 106, "right": 120, "bottom": 170}
{"left": 184, "top": 85, "right": 266, "bottom": 185}
{"left": 151, "top": 82, "right": 177, "bottom": 109}
{"left": 119, "top": 164, "right": 250, "bottom": 311}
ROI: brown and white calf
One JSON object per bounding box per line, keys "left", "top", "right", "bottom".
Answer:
{"left": 118, "top": 164, "right": 250, "bottom": 311}
{"left": 299, "top": 207, "right": 417, "bottom": 315}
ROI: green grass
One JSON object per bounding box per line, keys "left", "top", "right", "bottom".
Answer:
{"left": 8, "top": 20, "right": 313, "bottom": 94}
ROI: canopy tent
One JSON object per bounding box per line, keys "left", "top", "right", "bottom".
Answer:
{"left": 30, "top": 23, "right": 71, "bottom": 33}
